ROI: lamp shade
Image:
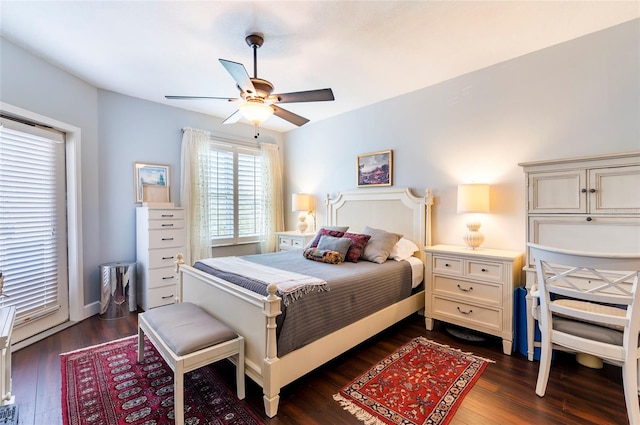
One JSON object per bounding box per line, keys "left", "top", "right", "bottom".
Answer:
{"left": 292, "top": 193, "right": 313, "bottom": 212}
{"left": 457, "top": 184, "right": 490, "bottom": 214}
{"left": 239, "top": 101, "right": 274, "bottom": 125}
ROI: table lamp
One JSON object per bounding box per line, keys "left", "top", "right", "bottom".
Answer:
{"left": 292, "top": 193, "right": 314, "bottom": 233}
{"left": 457, "top": 183, "right": 490, "bottom": 249}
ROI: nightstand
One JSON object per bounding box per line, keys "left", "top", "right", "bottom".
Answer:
{"left": 275, "top": 231, "right": 315, "bottom": 252}
{"left": 424, "top": 244, "right": 524, "bottom": 355}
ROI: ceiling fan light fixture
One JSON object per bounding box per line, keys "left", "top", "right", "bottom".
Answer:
{"left": 238, "top": 100, "right": 273, "bottom": 125}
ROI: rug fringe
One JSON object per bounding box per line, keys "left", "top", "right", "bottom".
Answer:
{"left": 59, "top": 334, "right": 137, "bottom": 356}
{"left": 333, "top": 393, "right": 388, "bottom": 425}
{"left": 415, "top": 336, "right": 496, "bottom": 363}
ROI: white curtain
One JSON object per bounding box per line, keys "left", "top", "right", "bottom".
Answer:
{"left": 180, "top": 127, "right": 212, "bottom": 263}
{"left": 260, "top": 143, "right": 284, "bottom": 253}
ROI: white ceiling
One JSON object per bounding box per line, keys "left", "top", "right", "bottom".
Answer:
{"left": 1, "top": 1, "right": 639, "bottom": 132}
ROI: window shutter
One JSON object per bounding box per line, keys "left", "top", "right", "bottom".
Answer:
{"left": 207, "top": 147, "right": 234, "bottom": 240}
{"left": 237, "top": 150, "right": 263, "bottom": 239}
{"left": 0, "top": 118, "right": 66, "bottom": 326}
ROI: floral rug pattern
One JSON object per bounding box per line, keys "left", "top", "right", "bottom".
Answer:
{"left": 334, "top": 337, "right": 492, "bottom": 425}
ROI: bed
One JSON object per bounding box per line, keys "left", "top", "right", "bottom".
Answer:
{"left": 175, "top": 187, "right": 434, "bottom": 417}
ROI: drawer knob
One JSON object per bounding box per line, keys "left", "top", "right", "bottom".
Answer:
{"left": 457, "top": 306, "right": 473, "bottom": 315}
{"left": 162, "top": 224, "right": 174, "bottom": 227}
{"left": 162, "top": 276, "right": 174, "bottom": 280}
{"left": 162, "top": 256, "right": 175, "bottom": 260}
{"left": 445, "top": 263, "right": 451, "bottom": 267}
{"left": 161, "top": 214, "right": 174, "bottom": 217}
{"left": 481, "top": 268, "right": 487, "bottom": 272}
{"left": 161, "top": 295, "right": 174, "bottom": 299}
{"left": 162, "top": 237, "right": 174, "bottom": 241}
{"left": 589, "top": 188, "right": 596, "bottom": 193}
{"left": 586, "top": 217, "right": 592, "bottom": 222}
{"left": 457, "top": 284, "right": 473, "bottom": 292}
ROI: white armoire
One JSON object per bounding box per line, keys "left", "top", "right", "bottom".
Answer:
{"left": 519, "top": 151, "right": 640, "bottom": 361}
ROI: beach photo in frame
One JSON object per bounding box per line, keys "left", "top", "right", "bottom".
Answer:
{"left": 134, "top": 162, "right": 170, "bottom": 203}
{"left": 357, "top": 150, "right": 393, "bottom": 187}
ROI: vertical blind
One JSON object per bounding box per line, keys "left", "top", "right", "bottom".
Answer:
{"left": 0, "top": 117, "right": 67, "bottom": 327}
{"left": 207, "top": 142, "right": 263, "bottom": 245}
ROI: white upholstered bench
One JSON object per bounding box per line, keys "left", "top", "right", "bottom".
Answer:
{"left": 138, "top": 302, "right": 245, "bottom": 424}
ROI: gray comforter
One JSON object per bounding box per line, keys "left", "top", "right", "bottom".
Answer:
{"left": 194, "top": 250, "right": 413, "bottom": 356}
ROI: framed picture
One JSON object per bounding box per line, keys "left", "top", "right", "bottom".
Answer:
{"left": 357, "top": 150, "right": 393, "bottom": 187}
{"left": 134, "top": 162, "right": 170, "bottom": 203}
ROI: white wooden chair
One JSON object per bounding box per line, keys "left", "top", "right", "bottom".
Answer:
{"left": 528, "top": 243, "right": 640, "bottom": 424}
{"left": 138, "top": 302, "right": 245, "bottom": 424}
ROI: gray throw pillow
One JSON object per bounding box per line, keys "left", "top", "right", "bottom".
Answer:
{"left": 317, "top": 235, "right": 352, "bottom": 262}
{"left": 361, "top": 225, "right": 403, "bottom": 264}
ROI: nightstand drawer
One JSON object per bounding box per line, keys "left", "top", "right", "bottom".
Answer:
{"left": 148, "top": 247, "right": 183, "bottom": 269}
{"left": 432, "top": 276, "right": 501, "bottom": 306}
{"left": 432, "top": 296, "right": 501, "bottom": 331}
{"left": 466, "top": 260, "right": 503, "bottom": 283}
{"left": 433, "top": 256, "right": 463, "bottom": 275}
{"left": 148, "top": 219, "right": 184, "bottom": 230}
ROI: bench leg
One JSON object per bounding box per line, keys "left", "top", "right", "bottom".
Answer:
{"left": 174, "top": 364, "right": 185, "bottom": 425}
{"left": 137, "top": 326, "right": 145, "bottom": 363}
{"left": 235, "top": 339, "right": 245, "bottom": 399}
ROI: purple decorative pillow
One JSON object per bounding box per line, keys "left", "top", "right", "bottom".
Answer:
{"left": 341, "top": 232, "right": 372, "bottom": 263}
{"left": 308, "top": 228, "right": 347, "bottom": 249}
{"left": 303, "top": 248, "right": 343, "bottom": 264}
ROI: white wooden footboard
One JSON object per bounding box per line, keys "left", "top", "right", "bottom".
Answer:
{"left": 175, "top": 258, "right": 282, "bottom": 416}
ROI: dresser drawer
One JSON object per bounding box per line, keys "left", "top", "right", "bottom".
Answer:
{"left": 148, "top": 209, "right": 185, "bottom": 220}
{"left": 432, "top": 296, "right": 501, "bottom": 331}
{"left": 466, "top": 260, "right": 503, "bottom": 283}
{"left": 148, "top": 268, "right": 179, "bottom": 288}
{"left": 148, "top": 229, "right": 185, "bottom": 248}
{"left": 148, "top": 247, "right": 183, "bottom": 269}
{"left": 147, "top": 286, "right": 177, "bottom": 308}
{"left": 148, "top": 219, "right": 184, "bottom": 230}
{"left": 432, "top": 256, "right": 463, "bottom": 275}
{"left": 432, "top": 276, "right": 501, "bottom": 306}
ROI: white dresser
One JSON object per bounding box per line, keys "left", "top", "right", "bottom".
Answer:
{"left": 136, "top": 207, "right": 186, "bottom": 310}
{"left": 424, "top": 244, "right": 524, "bottom": 355}
{"left": 519, "top": 151, "right": 640, "bottom": 360}
{"left": 275, "top": 231, "right": 315, "bottom": 252}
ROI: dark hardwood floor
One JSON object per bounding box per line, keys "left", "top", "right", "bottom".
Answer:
{"left": 12, "top": 312, "right": 629, "bottom": 424}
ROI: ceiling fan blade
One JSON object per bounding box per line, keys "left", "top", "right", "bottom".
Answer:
{"left": 222, "top": 110, "right": 242, "bottom": 124}
{"left": 165, "top": 95, "right": 238, "bottom": 102}
{"left": 219, "top": 59, "right": 256, "bottom": 95}
{"left": 270, "top": 88, "right": 335, "bottom": 104}
{"left": 272, "top": 105, "right": 310, "bottom": 126}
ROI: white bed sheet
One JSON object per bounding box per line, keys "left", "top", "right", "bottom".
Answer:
{"left": 405, "top": 256, "right": 424, "bottom": 288}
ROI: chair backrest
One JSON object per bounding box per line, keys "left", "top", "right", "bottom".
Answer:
{"left": 528, "top": 243, "right": 640, "bottom": 345}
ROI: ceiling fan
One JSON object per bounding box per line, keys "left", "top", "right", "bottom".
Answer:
{"left": 166, "top": 33, "right": 335, "bottom": 137}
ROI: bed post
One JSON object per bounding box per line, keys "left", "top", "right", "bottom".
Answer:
{"left": 262, "top": 283, "right": 282, "bottom": 417}
{"left": 424, "top": 188, "right": 434, "bottom": 247}
{"left": 174, "top": 253, "right": 185, "bottom": 303}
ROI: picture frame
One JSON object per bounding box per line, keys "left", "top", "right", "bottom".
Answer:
{"left": 134, "top": 162, "right": 170, "bottom": 203}
{"left": 357, "top": 150, "right": 393, "bottom": 187}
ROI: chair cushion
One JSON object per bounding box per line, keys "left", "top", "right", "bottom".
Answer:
{"left": 142, "top": 302, "right": 237, "bottom": 356}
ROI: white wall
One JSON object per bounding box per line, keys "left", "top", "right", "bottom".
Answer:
{"left": 283, "top": 19, "right": 640, "bottom": 252}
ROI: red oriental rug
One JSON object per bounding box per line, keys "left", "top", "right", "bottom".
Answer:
{"left": 333, "top": 337, "right": 493, "bottom": 425}
{"left": 61, "top": 335, "right": 263, "bottom": 425}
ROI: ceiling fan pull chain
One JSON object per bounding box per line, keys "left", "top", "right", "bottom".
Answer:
{"left": 253, "top": 123, "right": 260, "bottom": 139}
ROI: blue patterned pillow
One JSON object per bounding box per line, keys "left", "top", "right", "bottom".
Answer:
{"left": 303, "top": 248, "right": 343, "bottom": 264}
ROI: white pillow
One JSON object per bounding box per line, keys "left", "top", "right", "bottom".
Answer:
{"left": 389, "top": 238, "right": 420, "bottom": 261}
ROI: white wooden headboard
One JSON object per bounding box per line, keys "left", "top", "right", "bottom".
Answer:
{"left": 325, "top": 187, "right": 434, "bottom": 249}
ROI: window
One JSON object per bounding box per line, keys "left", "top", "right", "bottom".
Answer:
{"left": 0, "top": 116, "right": 69, "bottom": 342}
{"left": 207, "top": 142, "right": 263, "bottom": 246}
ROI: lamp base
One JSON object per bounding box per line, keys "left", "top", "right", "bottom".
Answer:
{"left": 297, "top": 214, "right": 308, "bottom": 233}
{"left": 463, "top": 221, "right": 484, "bottom": 249}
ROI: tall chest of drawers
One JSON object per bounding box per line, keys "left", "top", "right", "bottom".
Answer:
{"left": 424, "top": 244, "right": 523, "bottom": 355}
{"left": 136, "top": 207, "right": 185, "bottom": 310}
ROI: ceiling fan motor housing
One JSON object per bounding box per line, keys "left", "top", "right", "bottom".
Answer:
{"left": 242, "top": 78, "right": 274, "bottom": 100}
